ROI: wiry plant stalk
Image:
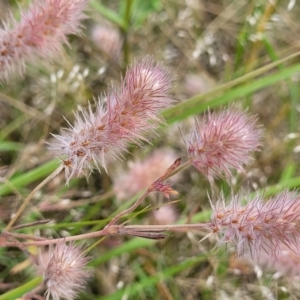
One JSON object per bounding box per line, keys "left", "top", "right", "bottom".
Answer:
{"left": 4, "top": 165, "right": 64, "bottom": 232}
{"left": 3, "top": 223, "right": 208, "bottom": 247}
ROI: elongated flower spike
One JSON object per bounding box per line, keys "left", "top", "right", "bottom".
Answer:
{"left": 207, "top": 190, "right": 300, "bottom": 262}
{"left": 49, "top": 58, "right": 173, "bottom": 183}
{"left": 0, "top": 0, "right": 88, "bottom": 81}
{"left": 188, "top": 107, "right": 262, "bottom": 184}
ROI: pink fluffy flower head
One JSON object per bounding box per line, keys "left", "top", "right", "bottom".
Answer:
{"left": 207, "top": 190, "right": 300, "bottom": 262}
{"left": 113, "top": 149, "right": 178, "bottom": 200}
{"left": 261, "top": 243, "right": 300, "bottom": 277}
{"left": 0, "top": 0, "right": 88, "bottom": 81}
{"left": 41, "top": 241, "right": 90, "bottom": 300}
{"left": 188, "top": 107, "right": 262, "bottom": 184}
{"left": 152, "top": 204, "right": 178, "bottom": 225}
{"left": 50, "top": 58, "right": 173, "bottom": 183}
{"left": 91, "top": 24, "right": 121, "bottom": 60}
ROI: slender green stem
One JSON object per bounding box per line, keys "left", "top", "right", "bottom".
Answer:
{"left": 105, "top": 189, "right": 151, "bottom": 226}
{"left": 122, "top": 0, "right": 133, "bottom": 69}
{"left": 89, "top": 0, "right": 127, "bottom": 30}
{"left": 4, "top": 165, "right": 63, "bottom": 231}
{"left": 246, "top": 1, "right": 277, "bottom": 72}
{"left": 124, "top": 0, "right": 133, "bottom": 28}
{"left": 0, "top": 159, "right": 60, "bottom": 197}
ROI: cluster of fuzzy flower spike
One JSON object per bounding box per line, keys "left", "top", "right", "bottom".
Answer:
{"left": 0, "top": 0, "right": 88, "bottom": 81}
{"left": 208, "top": 190, "right": 300, "bottom": 262}
{"left": 50, "top": 58, "right": 173, "bottom": 182}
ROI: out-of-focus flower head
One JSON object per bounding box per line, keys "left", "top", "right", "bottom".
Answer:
{"left": 184, "top": 73, "right": 215, "bottom": 97}
{"left": 260, "top": 243, "right": 300, "bottom": 277}
{"left": 151, "top": 204, "right": 178, "bottom": 225}
{"left": 91, "top": 24, "right": 122, "bottom": 60}
{"left": 113, "top": 149, "right": 179, "bottom": 200}
{"left": 0, "top": 0, "right": 88, "bottom": 81}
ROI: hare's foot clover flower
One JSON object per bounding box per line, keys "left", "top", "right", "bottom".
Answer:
{"left": 207, "top": 190, "right": 300, "bottom": 262}
{"left": 0, "top": 0, "right": 88, "bottom": 81}
{"left": 188, "top": 107, "right": 262, "bottom": 184}
{"left": 50, "top": 58, "right": 174, "bottom": 183}
{"left": 113, "top": 149, "right": 179, "bottom": 200}
{"left": 41, "top": 241, "right": 90, "bottom": 300}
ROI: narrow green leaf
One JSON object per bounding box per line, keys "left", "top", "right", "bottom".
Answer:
{"left": 90, "top": 238, "right": 154, "bottom": 266}
{"left": 163, "top": 62, "right": 300, "bottom": 123}
{"left": 0, "top": 142, "right": 23, "bottom": 151}
{"left": 265, "top": 176, "right": 300, "bottom": 196}
{"left": 98, "top": 256, "right": 204, "bottom": 300}
{"left": 0, "top": 159, "right": 60, "bottom": 197}
{"left": 90, "top": 0, "right": 127, "bottom": 30}
{"left": 0, "top": 277, "right": 42, "bottom": 300}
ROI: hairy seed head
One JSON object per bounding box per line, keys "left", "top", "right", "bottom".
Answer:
{"left": 207, "top": 190, "right": 300, "bottom": 262}
{"left": 49, "top": 58, "right": 173, "bottom": 183}
{"left": 188, "top": 107, "right": 262, "bottom": 184}
{"left": 0, "top": 0, "right": 88, "bottom": 81}
{"left": 42, "top": 241, "right": 90, "bottom": 300}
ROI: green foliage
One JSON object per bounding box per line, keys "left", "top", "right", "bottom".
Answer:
{"left": 2, "top": 0, "right": 300, "bottom": 299}
{"left": 123, "top": 0, "right": 162, "bottom": 28}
